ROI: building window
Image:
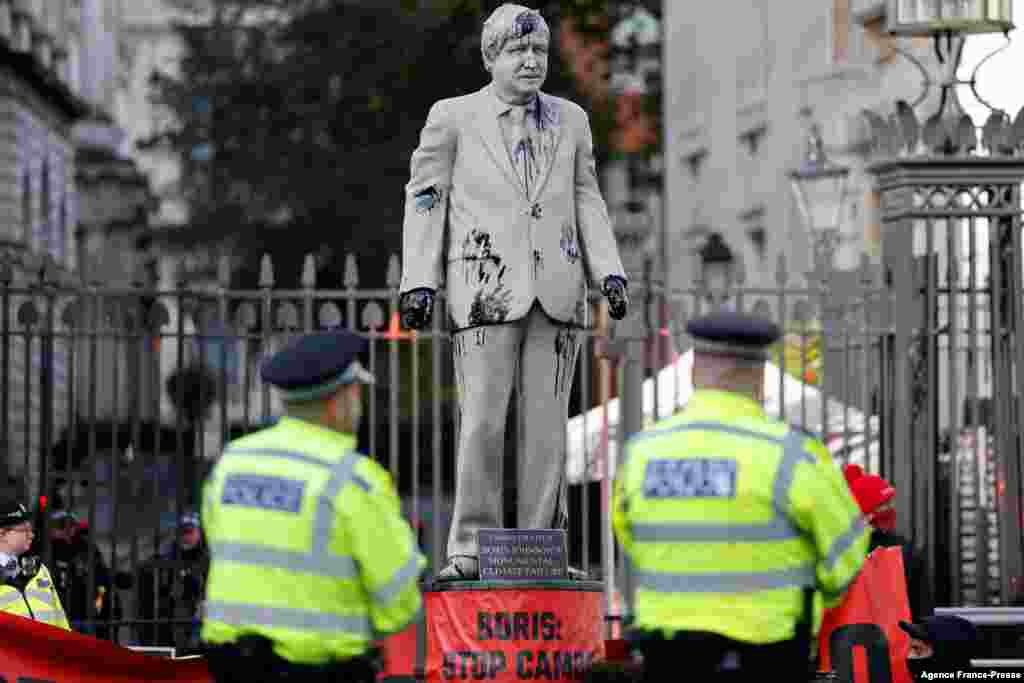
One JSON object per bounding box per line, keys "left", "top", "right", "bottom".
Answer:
{"left": 862, "top": 12, "right": 897, "bottom": 63}
{"left": 21, "top": 170, "right": 31, "bottom": 244}
{"left": 39, "top": 158, "right": 50, "bottom": 254}
{"left": 832, "top": 0, "right": 850, "bottom": 64}
{"left": 57, "top": 194, "right": 66, "bottom": 264}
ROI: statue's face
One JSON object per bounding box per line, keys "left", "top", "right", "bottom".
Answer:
{"left": 487, "top": 30, "right": 549, "bottom": 104}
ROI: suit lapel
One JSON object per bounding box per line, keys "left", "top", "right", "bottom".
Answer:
{"left": 528, "top": 93, "right": 564, "bottom": 203}
{"left": 473, "top": 88, "right": 527, "bottom": 197}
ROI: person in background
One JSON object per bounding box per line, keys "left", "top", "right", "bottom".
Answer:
{"left": 136, "top": 510, "right": 209, "bottom": 650}
{"left": 900, "top": 615, "right": 979, "bottom": 679}
{"left": 843, "top": 465, "right": 926, "bottom": 618}
{"left": 0, "top": 498, "right": 69, "bottom": 630}
{"left": 45, "top": 509, "right": 119, "bottom": 637}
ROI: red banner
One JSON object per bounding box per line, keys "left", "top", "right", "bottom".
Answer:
{"left": 818, "top": 547, "right": 913, "bottom": 683}
{"left": 0, "top": 611, "right": 211, "bottom": 682}
{"left": 409, "top": 588, "right": 604, "bottom": 682}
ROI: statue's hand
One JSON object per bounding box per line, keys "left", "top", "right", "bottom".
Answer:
{"left": 602, "top": 276, "right": 629, "bottom": 321}
{"left": 400, "top": 288, "right": 436, "bottom": 330}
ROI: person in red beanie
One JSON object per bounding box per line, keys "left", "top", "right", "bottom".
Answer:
{"left": 843, "top": 465, "right": 928, "bottom": 619}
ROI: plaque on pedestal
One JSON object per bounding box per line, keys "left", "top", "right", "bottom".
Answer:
{"left": 477, "top": 528, "right": 568, "bottom": 582}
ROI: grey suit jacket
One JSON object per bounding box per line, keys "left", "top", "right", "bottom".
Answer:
{"left": 400, "top": 85, "right": 625, "bottom": 331}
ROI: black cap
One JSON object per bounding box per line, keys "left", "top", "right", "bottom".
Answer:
{"left": 261, "top": 329, "right": 376, "bottom": 402}
{"left": 0, "top": 499, "right": 31, "bottom": 530}
{"left": 899, "top": 616, "right": 979, "bottom": 649}
{"left": 686, "top": 311, "right": 781, "bottom": 361}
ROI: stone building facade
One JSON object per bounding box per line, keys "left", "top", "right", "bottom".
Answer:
{"left": 664, "top": 0, "right": 945, "bottom": 290}
{"left": 0, "top": 0, "right": 90, "bottom": 492}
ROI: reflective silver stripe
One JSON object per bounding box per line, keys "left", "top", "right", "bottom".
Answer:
{"left": 0, "top": 590, "right": 57, "bottom": 608}
{"left": 311, "top": 452, "right": 360, "bottom": 556}
{"left": 222, "top": 448, "right": 333, "bottom": 469}
{"left": 773, "top": 430, "right": 816, "bottom": 517}
{"left": 212, "top": 449, "right": 362, "bottom": 580}
{"left": 25, "top": 590, "right": 57, "bottom": 607}
{"left": 211, "top": 541, "right": 358, "bottom": 579}
{"left": 33, "top": 609, "right": 65, "bottom": 624}
{"left": 205, "top": 600, "right": 371, "bottom": 635}
{"left": 376, "top": 604, "right": 424, "bottom": 639}
{"left": 623, "top": 421, "right": 786, "bottom": 469}
{"left": 631, "top": 517, "right": 799, "bottom": 542}
{"left": 0, "top": 591, "right": 23, "bottom": 607}
{"left": 634, "top": 563, "right": 816, "bottom": 593}
{"left": 374, "top": 555, "right": 420, "bottom": 604}
{"left": 824, "top": 516, "right": 869, "bottom": 570}
{"left": 628, "top": 427, "right": 813, "bottom": 544}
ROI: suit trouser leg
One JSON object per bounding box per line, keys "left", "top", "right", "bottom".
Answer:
{"left": 517, "top": 306, "right": 581, "bottom": 531}
{"left": 447, "top": 323, "right": 522, "bottom": 559}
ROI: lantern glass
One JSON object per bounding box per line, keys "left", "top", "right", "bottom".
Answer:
{"left": 790, "top": 169, "right": 850, "bottom": 236}
{"left": 888, "top": 0, "right": 1013, "bottom": 35}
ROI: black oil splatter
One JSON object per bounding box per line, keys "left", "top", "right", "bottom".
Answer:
{"left": 414, "top": 186, "right": 443, "bottom": 214}
{"left": 560, "top": 222, "right": 580, "bottom": 265}
{"left": 532, "top": 249, "right": 543, "bottom": 279}
{"left": 533, "top": 98, "right": 558, "bottom": 131}
{"left": 553, "top": 328, "right": 578, "bottom": 395}
{"left": 460, "top": 229, "right": 504, "bottom": 286}
{"left": 474, "top": 328, "right": 486, "bottom": 346}
{"left": 468, "top": 285, "right": 512, "bottom": 327}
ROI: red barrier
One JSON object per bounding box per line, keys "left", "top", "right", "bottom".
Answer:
{"left": 818, "top": 546, "right": 913, "bottom": 683}
{"left": 383, "top": 584, "right": 606, "bottom": 682}
{"left": 0, "top": 610, "right": 212, "bottom": 682}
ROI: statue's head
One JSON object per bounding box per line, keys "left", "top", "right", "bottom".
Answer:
{"left": 481, "top": 4, "right": 550, "bottom": 104}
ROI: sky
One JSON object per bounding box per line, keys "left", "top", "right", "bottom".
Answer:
{"left": 956, "top": 0, "right": 1024, "bottom": 124}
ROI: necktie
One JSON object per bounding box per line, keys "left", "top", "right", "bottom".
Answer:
{"left": 509, "top": 105, "right": 534, "bottom": 195}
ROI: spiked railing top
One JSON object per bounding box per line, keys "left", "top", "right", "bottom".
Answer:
{"left": 861, "top": 99, "right": 1024, "bottom": 159}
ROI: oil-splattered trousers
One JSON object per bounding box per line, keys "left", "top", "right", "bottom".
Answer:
{"left": 448, "top": 301, "right": 582, "bottom": 559}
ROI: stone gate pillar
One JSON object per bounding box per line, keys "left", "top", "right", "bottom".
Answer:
{"left": 868, "top": 109, "right": 1024, "bottom": 607}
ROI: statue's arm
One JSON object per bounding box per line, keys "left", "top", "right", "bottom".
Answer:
{"left": 400, "top": 100, "right": 457, "bottom": 295}
{"left": 573, "top": 105, "right": 626, "bottom": 288}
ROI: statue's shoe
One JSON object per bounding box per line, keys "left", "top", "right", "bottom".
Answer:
{"left": 436, "top": 555, "right": 479, "bottom": 581}
{"left": 567, "top": 566, "right": 589, "bottom": 581}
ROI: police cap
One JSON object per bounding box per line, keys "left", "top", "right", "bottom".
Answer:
{"left": 261, "top": 329, "right": 376, "bottom": 403}
{"left": 686, "top": 311, "right": 781, "bottom": 362}
{"left": 0, "top": 499, "right": 30, "bottom": 530}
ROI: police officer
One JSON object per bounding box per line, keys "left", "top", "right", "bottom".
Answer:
{"left": 612, "top": 312, "right": 869, "bottom": 682}
{"left": 0, "top": 499, "right": 70, "bottom": 630}
{"left": 201, "top": 329, "right": 425, "bottom": 683}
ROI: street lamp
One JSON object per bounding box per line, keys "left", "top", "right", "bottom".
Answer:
{"left": 698, "top": 232, "right": 734, "bottom": 302}
{"left": 788, "top": 109, "right": 850, "bottom": 269}
{"left": 887, "top": 0, "right": 1012, "bottom": 37}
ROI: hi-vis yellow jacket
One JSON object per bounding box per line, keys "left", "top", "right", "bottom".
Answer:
{"left": 201, "top": 417, "right": 425, "bottom": 665}
{"left": 0, "top": 563, "right": 71, "bottom": 630}
{"left": 612, "top": 390, "right": 869, "bottom": 645}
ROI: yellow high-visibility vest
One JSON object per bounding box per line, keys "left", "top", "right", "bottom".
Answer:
{"left": 612, "top": 390, "right": 869, "bottom": 645}
{"left": 201, "top": 417, "right": 425, "bottom": 665}
{"left": 0, "top": 563, "right": 71, "bottom": 630}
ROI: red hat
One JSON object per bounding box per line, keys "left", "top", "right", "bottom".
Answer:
{"left": 843, "top": 464, "right": 895, "bottom": 514}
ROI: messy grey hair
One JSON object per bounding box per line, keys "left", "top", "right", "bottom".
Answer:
{"left": 481, "top": 4, "right": 550, "bottom": 66}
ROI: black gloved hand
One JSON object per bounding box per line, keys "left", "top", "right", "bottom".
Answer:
{"left": 602, "top": 276, "right": 629, "bottom": 321}
{"left": 399, "top": 288, "right": 436, "bottom": 330}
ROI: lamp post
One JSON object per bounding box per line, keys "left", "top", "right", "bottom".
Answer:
{"left": 788, "top": 109, "right": 851, "bottom": 276}
{"left": 698, "top": 232, "right": 734, "bottom": 306}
